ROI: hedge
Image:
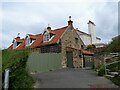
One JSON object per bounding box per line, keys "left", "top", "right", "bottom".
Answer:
{"left": 2, "top": 49, "right": 35, "bottom": 89}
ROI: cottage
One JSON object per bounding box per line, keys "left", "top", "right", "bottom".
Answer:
{"left": 8, "top": 16, "right": 94, "bottom": 72}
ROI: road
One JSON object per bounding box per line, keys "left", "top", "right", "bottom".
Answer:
{"left": 33, "top": 68, "right": 119, "bottom": 88}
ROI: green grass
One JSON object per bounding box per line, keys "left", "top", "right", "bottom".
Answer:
{"left": 2, "top": 49, "right": 35, "bottom": 89}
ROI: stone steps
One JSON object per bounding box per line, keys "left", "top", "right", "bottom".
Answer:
{"left": 106, "top": 71, "right": 119, "bottom": 78}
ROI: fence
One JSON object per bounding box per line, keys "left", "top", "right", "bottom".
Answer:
{"left": 26, "top": 52, "right": 62, "bottom": 73}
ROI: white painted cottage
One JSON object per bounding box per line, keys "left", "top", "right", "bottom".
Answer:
{"left": 77, "top": 20, "right": 104, "bottom": 48}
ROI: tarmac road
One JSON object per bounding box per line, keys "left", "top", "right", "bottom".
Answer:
{"left": 33, "top": 68, "right": 119, "bottom": 88}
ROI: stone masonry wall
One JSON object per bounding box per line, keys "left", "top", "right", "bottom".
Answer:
{"left": 60, "top": 26, "right": 84, "bottom": 68}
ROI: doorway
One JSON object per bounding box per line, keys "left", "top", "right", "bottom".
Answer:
{"left": 66, "top": 51, "right": 74, "bottom": 68}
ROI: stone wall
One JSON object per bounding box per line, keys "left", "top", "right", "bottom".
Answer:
{"left": 61, "top": 26, "right": 84, "bottom": 68}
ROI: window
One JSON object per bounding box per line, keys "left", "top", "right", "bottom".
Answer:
{"left": 44, "top": 31, "right": 50, "bottom": 42}
{"left": 13, "top": 40, "right": 17, "bottom": 49}
{"left": 81, "top": 45, "right": 84, "bottom": 49}
{"left": 26, "top": 36, "right": 30, "bottom": 46}
{"left": 75, "top": 37, "right": 78, "bottom": 44}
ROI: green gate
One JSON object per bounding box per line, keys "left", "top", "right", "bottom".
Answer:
{"left": 66, "top": 52, "right": 74, "bottom": 68}
{"left": 84, "top": 55, "right": 93, "bottom": 68}
{"left": 26, "top": 52, "right": 62, "bottom": 73}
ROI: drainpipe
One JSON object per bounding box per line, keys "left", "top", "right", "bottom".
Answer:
{"left": 4, "top": 69, "right": 10, "bottom": 90}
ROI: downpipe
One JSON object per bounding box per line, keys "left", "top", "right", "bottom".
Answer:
{"left": 4, "top": 69, "right": 10, "bottom": 90}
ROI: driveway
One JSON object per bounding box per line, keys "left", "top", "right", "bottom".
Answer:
{"left": 33, "top": 68, "right": 119, "bottom": 88}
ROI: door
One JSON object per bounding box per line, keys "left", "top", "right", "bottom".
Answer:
{"left": 66, "top": 52, "right": 74, "bottom": 68}
{"left": 84, "top": 55, "right": 93, "bottom": 68}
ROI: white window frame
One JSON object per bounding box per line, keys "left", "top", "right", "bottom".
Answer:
{"left": 13, "top": 39, "right": 17, "bottom": 49}
{"left": 44, "top": 31, "right": 50, "bottom": 42}
{"left": 25, "top": 35, "right": 31, "bottom": 46}
{"left": 25, "top": 35, "right": 36, "bottom": 46}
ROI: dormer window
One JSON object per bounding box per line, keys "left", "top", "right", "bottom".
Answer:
{"left": 26, "top": 35, "right": 30, "bottom": 46}
{"left": 44, "top": 31, "right": 50, "bottom": 42}
{"left": 13, "top": 40, "right": 17, "bottom": 49}
{"left": 12, "top": 39, "right": 21, "bottom": 49}
{"left": 25, "top": 35, "right": 36, "bottom": 46}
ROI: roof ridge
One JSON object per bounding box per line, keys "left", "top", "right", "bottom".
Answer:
{"left": 53, "top": 26, "right": 68, "bottom": 31}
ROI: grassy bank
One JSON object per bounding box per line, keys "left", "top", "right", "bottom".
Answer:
{"left": 2, "top": 49, "right": 35, "bottom": 89}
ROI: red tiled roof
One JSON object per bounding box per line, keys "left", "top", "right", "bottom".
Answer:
{"left": 30, "top": 34, "right": 43, "bottom": 48}
{"left": 27, "top": 34, "right": 38, "bottom": 39}
{"left": 66, "top": 47, "right": 94, "bottom": 55}
{"left": 8, "top": 44, "right": 13, "bottom": 50}
{"left": 8, "top": 26, "right": 67, "bottom": 50}
{"left": 14, "top": 37, "right": 24, "bottom": 43}
{"left": 15, "top": 40, "right": 25, "bottom": 50}
{"left": 26, "top": 26, "right": 67, "bottom": 48}
{"left": 48, "top": 29, "right": 56, "bottom": 34}
{"left": 41, "top": 26, "right": 67, "bottom": 46}
{"left": 81, "top": 49, "right": 94, "bottom": 55}
{"left": 8, "top": 38, "right": 25, "bottom": 50}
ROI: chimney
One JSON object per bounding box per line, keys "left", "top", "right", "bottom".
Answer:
{"left": 47, "top": 24, "right": 51, "bottom": 30}
{"left": 68, "top": 16, "right": 73, "bottom": 26}
{"left": 87, "top": 20, "right": 96, "bottom": 44}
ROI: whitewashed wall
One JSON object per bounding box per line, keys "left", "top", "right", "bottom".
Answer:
{"left": 96, "top": 38, "right": 101, "bottom": 43}
{"left": 88, "top": 23, "right": 96, "bottom": 44}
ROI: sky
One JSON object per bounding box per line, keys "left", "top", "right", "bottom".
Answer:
{"left": 0, "top": 0, "right": 119, "bottom": 49}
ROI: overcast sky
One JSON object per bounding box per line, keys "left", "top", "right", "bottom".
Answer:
{"left": 0, "top": 0, "right": 119, "bottom": 49}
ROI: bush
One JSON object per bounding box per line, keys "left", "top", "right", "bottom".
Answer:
{"left": 87, "top": 44, "right": 96, "bottom": 49}
{"left": 98, "top": 65, "right": 105, "bottom": 76}
{"left": 2, "top": 49, "right": 35, "bottom": 89}
{"left": 106, "top": 62, "right": 119, "bottom": 72}
{"left": 110, "top": 75, "right": 120, "bottom": 86}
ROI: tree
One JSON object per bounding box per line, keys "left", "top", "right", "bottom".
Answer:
{"left": 107, "top": 35, "right": 120, "bottom": 52}
{"left": 87, "top": 44, "right": 96, "bottom": 49}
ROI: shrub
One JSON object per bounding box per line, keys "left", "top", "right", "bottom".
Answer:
{"left": 2, "top": 49, "right": 35, "bottom": 89}
{"left": 87, "top": 44, "right": 96, "bottom": 49}
{"left": 98, "top": 65, "right": 105, "bottom": 76}
{"left": 110, "top": 75, "right": 120, "bottom": 86}
{"left": 106, "top": 62, "right": 118, "bottom": 72}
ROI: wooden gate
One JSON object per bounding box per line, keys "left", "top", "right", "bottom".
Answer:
{"left": 83, "top": 55, "right": 93, "bottom": 68}
{"left": 66, "top": 52, "right": 74, "bottom": 68}
{"left": 26, "top": 52, "right": 62, "bottom": 73}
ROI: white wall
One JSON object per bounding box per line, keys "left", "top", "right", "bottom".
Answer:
{"left": 76, "top": 30, "right": 101, "bottom": 47}
{"left": 96, "top": 38, "right": 101, "bottom": 44}
{"left": 88, "top": 22, "right": 96, "bottom": 44}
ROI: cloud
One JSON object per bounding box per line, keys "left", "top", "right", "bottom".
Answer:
{"left": 0, "top": 2, "right": 2, "bottom": 49}
{"left": 118, "top": 1, "right": 120, "bottom": 35}
{"left": 2, "top": 1, "right": 118, "bottom": 48}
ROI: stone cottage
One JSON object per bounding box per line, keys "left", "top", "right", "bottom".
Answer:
{"left": 8, "top": 16, "right": 93, "bottom": 69}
